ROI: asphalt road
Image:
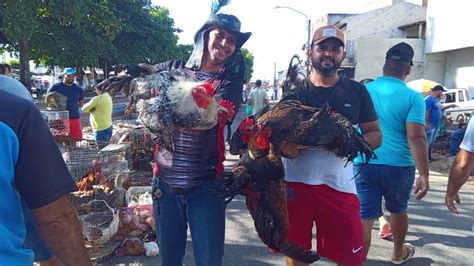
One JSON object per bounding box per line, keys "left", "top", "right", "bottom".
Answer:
{"left": 101, "top": 103, "right": 474, "bottom": 266}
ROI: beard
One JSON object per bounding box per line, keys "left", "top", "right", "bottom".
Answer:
{"left": 64, "top": 78, "right": 75, "bottom": 85}
{"left": 312, "top": 56, "right": 340, "bottom": 77}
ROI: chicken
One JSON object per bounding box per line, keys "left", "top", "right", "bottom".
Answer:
{"left": 76, "top": 160, "right": 104, "bottom": 191}
{"left": 98, "top": 65, "right": 235, "bottom": 151}
{"left": 253, "top": 99, "right": 375, "bottom": 163}
{"left": 245, "top": 54, "right": 376, "bottom": 163}
{"left": 220, "top": 117, "right": 320, "bottom": 264}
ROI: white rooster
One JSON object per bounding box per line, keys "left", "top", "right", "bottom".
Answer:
{"left": 99, "top": 66, "right": 234, "bottom": 151}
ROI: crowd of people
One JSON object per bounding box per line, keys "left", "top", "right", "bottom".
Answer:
{"left": 1, "top": 7, "right": 473, "bottom": 266}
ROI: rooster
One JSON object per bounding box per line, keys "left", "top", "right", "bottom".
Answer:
{"left": 220, "top": 117, "right": 320, "bottom": 264}
{"left": 98, "top": 65, "right": 235, "bottom": 151}
{"left": 250, "top": 100, "right": 375, "bottom": 163}
{"left": 76, "top": 160, "right": 105, "bottom": 191}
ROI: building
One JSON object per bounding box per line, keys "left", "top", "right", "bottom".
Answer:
{"left": 424, "top": 0, "right": 474, "bottom": 95}
{"left": 317, "top": 1, "right": 427, "bottom": 81}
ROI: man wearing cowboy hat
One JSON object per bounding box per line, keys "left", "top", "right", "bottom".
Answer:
{"left": 150, "top": 8, "right": 251, "bottom": 266}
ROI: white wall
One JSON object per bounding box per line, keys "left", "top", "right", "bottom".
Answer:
{"left": 443, "top": 47, "right": 474, "bottom": 91}
{"left": 425, "top": 0, "right": 474, "bottom": 53}
{"left": 354, "top": 37, "right": 425, "bottom": 81}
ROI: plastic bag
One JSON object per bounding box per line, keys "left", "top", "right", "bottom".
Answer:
{"left": 245, "top": 104, "right": 252, "bottom": 115}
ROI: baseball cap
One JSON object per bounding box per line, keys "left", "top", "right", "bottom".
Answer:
{"left": 312, "top": 25, "right": 345, "bottom": 46}
{"left": 431, "top": 85, "right": 447, "bottom": 92}
{"left": 386, "top": 42, "right": 414, "bottom": 66}
{"left": 63, "top": 67, "right": 76, "bottom": 75}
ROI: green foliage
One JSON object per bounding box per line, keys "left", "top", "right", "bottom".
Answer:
{"left": 241, "top": 48, "right": 254, "bottom": 83}
{"left": 1, "top": 0, "right": 185, "bottom": 71}
{"left": 1, "top": 0, "right": 251, "bottom": 81}
{"left": 7, "top": 59, "right": 19, "bottom": 69}
{"left": 30, "top": 0, "right": 121, "bottom": 68}
{"left": 174, "top": 44, "right": 194, "bottom": 61}
{"left": 108, "top": 2, "right": 179, "bottom": 65}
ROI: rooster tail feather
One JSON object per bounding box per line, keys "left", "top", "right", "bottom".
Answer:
{"left": 211, "top": 0, "right": 231, "bottom": 14}
{"left": 279, "top": 240, "right": 321, "bottom": 264}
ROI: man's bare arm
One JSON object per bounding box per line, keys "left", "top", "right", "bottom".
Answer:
{"left": 79, "top": 99, "right": 84, "bottom": 108}
{"left": 32, "top": 196, "right": 92, "bottom": 266}
{"left": 441, "top": 104, "right": 456, "bottom": 111}
{"left": 445, "top": 148, "right": 474, "bottom": 213}
{"left": 406, "top": 122, "right": 429, "bottom": 200}
{"left": 360, "top": 120, "right": 382, "bottom": 149}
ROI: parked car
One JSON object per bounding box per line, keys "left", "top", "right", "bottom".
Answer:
{"left": 442, "top": 88, "right": 474, "bottom": 124}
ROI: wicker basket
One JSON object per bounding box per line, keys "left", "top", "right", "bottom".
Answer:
{"left": 80, "top": 200, "right": 120, "bottom": 246}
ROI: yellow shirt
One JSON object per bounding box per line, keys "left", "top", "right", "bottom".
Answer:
{"left": 82, "top": 93, "right": 113, "bottom": 131}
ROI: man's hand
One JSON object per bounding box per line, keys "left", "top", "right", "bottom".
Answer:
{"left": 413, "top": 175, "right": 429, "bottom": 200}
{"left": 445, "top": 192, "right": 461, "bottom": 214}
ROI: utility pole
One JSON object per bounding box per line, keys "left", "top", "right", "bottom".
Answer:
{"left": 274, "top": 6, "right": 312, "bottom": 76}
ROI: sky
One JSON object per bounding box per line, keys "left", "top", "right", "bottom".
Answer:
{"left": 152, "top": 0, "right": 421, "bottom": 81}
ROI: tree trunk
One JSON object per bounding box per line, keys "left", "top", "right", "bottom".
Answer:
{"left": 19, "top": 40, "right": 32, "bottom": 94}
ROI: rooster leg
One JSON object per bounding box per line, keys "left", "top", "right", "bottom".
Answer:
{"left": 214, "top": 164, "right": 250, "bottom": 199}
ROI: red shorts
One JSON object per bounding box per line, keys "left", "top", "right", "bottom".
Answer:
{"left": 68, "top": 118, "right": 82, "bottom": 141}
{"left": 286, "top": 182, "right": 364, "bottom": 265}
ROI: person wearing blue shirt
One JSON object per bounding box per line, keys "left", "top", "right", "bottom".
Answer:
{"left": 48, "top": 67, "right": 84, "bottom": 141}
{"left": 424, "top": 85, "right": 456, "bottom": 161}
{"left": 0, "top": 88, "right": 91, "bottom": 264}
{"left": 354, "top": 42, "right": 429, "bottom": 264}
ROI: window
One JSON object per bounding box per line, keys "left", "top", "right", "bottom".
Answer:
{"left": 444, "top": 93, "right": 455, "bottom": 103}
{"left": 458, "top": 91, "right": 464, "bottom": 102}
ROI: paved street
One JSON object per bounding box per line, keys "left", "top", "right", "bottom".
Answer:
{"left": 102, "top": 103, "right": 474, "bottom": 266}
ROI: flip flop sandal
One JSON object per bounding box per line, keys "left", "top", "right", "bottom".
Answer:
{"left": 391, "top": 243, "right": 415, "bottom": 265}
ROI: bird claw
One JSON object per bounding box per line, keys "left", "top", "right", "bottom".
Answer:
{"left": 214, "top": 170, "right": 249, "bottom": 199}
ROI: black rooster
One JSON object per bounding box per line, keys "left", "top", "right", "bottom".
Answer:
{"left": 222, "top": 117, "right": 320, "bottom": 264}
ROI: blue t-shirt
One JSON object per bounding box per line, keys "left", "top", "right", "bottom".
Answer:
{"left": 48, "top": 82, "right": 84, "bottom": 119}
{"left": 424, "top": 95, "right": 442, "bottom": 127}
{"left": 0, "top": 91, "right": 77, "bottom": 265}
{"left": 356, "top": 76, "right": 425, "bottom": 166}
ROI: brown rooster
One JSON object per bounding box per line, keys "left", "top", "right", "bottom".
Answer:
{"left": 221, "top": 117, "right": 320, "bottom": 264}
{"left": 254, "top": 99, "right": 375, "bottom": 163}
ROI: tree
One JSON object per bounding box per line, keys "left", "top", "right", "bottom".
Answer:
{"left": 1, "top": 0, "right": 42, "bottom": 91}
{"left": 241, "top": 48, "right": 254, "bottom": 84}
{"left": 30, "top": 1, "right": 120, "bottom": 68}
{"left": 105, "top": 0, "right": 180, "bottom": 66}
{"left": 174, "top": 44, "right": 194, "bottom": 61}
{"left": 7, "top": 59, "right": 19, "bottom": 69}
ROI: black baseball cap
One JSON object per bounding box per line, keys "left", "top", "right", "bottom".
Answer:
{"left": 431, "top": 85, "right": 447, "bottom": 92}
{"left": 386, "top": 42, "right": 414, "bottom": 66}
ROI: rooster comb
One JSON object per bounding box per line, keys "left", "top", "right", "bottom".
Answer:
{"left": 202, "top": 82, "right": 215, "bottom": 96}
{"left": 218, "top": 99, "right": 235, "bottom": 118}
{"left": 239, "top": 117, "right": 255, "bottom": 133}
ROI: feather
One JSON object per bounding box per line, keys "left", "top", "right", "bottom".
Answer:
{"left": 211, "top": 0, "right": 231, "bottom": 14}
